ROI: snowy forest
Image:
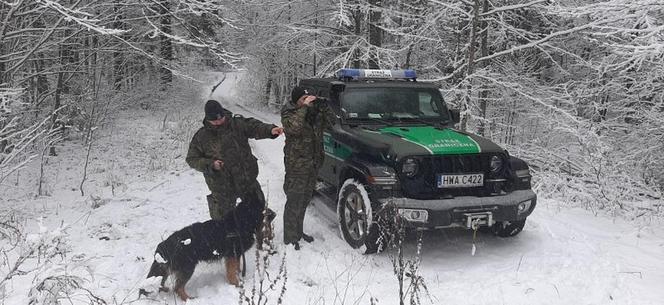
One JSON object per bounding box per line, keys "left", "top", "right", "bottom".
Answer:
{"left": 1, "top": 0, "right": 663, "bottom": 304}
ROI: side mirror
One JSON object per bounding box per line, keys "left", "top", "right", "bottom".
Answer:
{"left": 449, "top": 109, "right": 460, "bottom": 124}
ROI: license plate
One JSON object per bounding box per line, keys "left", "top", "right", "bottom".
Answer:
{"left": 437, "top": 173, "right": 483, "bottom": 188}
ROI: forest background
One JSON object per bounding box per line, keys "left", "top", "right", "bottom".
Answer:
{"left": 1, "top": 0, "right": 663, "bottom": 228}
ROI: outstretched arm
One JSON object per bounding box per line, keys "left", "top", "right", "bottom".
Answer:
{"left": 238, "top": 116, "right": 279, "bottom": 139}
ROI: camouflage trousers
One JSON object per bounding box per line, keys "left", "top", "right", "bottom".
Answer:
{"left": 207, "top": 180, "right": 266, "bottom": 220}
{"left": 283, "top": 173, "right": 316, "bottom": 244}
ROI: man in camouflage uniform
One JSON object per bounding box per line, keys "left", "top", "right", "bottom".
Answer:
{"left": 187, "top": 100, "right": 283, "bottom": 220}
{"left": 281, "top": 87, "right": 336, "bottom": 250}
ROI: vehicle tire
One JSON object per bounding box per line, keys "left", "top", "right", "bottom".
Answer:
{"left": 337, "top": 179, "right": 373, "bottom": 249}
{"left": 492, "top": 219, "right": 526, "bottom": 237}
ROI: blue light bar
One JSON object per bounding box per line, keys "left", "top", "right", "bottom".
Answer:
{"left": 336, "top": 68, "right": 417, "bottom": 80}
{"left": 403, "top": 70, "right": 417, "bottom": 79}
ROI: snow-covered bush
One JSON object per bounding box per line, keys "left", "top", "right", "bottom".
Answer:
{"left": 25, "top": 222, "right": 105, "bottom": 305}
{"left": 378, "top": 206, "right": 431, "bottom": 305}
{"left": 29, "top": 272, "right": 106, "bottom": 305}
{"left": 238, "top": 248, "right": 287, "bottom": 305}
{"left": 0, "top": 88, "right": 58, "bottom": 185}
{"left": 0, "top": 216, "right": 105, "bottom": 305}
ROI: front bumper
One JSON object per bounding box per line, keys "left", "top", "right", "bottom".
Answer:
{"left": 377, "top": 189, "right": 537, "bottom": 228}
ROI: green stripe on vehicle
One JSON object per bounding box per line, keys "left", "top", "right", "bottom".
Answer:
{"left": 379, "top": 126, "right": 481, "bottom": 155}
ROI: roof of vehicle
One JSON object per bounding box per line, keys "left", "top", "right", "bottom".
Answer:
{"left": 300, "top": 69, "right": 440, "bottom": 90}
{"left": 300, "top": 78, "right": 440, "bottom": 89}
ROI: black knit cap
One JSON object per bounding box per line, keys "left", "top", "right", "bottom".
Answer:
{"left": 291, "top": 86, "right": 310, "bottom": 104}
{"left": 204, "top": 100, "right": 226, "bottom": 121}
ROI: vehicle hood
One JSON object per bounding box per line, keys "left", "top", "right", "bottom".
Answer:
{"left": 345, "top": 125, "right": 504, "bottom": 160}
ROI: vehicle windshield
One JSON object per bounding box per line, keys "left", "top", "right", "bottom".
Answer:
{"left": 340, "top": 87, "right": 449, "bottom": 122}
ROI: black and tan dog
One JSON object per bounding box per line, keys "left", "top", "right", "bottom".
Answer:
{"left": 147, "top": 193, "right": 275, "bottom": 301}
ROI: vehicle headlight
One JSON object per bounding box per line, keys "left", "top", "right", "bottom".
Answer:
{"left": 517, "top": 200, "right": 532, "bottom": 215}
{"left": 398, "top": 209, "right": 428, "bottom": 223}
{"left": 402, "top": 158, "right": 419, "bottom": 177}
{"left": 490, "top": 155, "right": 503, "bottom": 173}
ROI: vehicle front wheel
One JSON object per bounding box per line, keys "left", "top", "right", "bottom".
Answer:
{"left": 491, "top": 219, "right": 526, "bottom": 237}
{"left": 337, "top": 179, "right": 373, "bottom": 249}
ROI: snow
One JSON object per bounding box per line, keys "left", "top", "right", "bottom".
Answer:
{"left": 1, "top": 72, "right": 663, "bottom": 305}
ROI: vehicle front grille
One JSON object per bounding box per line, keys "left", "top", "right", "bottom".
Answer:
{"left": 424, "top": 154, "right": 487, "bottom": 174}
{"left": 399, "top": 154, "right": 507, "bottom": 199}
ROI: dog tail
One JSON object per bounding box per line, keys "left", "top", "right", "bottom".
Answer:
{"left": 147, "top": 260, "right": 164, "bottom": 278}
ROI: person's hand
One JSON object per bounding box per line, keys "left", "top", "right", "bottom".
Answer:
{"left": 271, "top": 127, "right": 284, "bottom": 136}
{"left": 212, "top": 159, "right": 224, "bottom": 171}
{"left": 302, "top": 95, "right": 317, "bottom": 107}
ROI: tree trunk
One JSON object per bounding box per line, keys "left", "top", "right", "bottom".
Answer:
{"left": 50, "top": 23, "right": 73, "bottom": 156}
{"left": 313, "top": 0, "right": 318, "bottom": 76}
{"left": 404, "top": 44, "right": 413, "bottom": 69}
{"left": 0, "top": 1, "right": 9, "bottom": 85}
{"left": 90, "top": 36, "right": 99, "bottom": 97}
{"left": 368, "top": 0, "right": 383, "bottom": 69}
{"left": 353, "top": 5, "right": 362, "bottom": 69}
{"left": 276, "top": 81, "right": 284, "bottom": 106}
{"left": 159, "top": 0, "right": 173, "bottom": 86}
{"left": 477, "top": 0, "right": 489, "bottom": 136}
{"left": 113, "top": 0, "right": 124, "bottom": 90}
{"left": 264, "top": 74, "right": 272, "bottom": 106}
{"left": 460, "top": 0, "right": 480, "bottom": 132}
{"left": 50, "top": 70, "right": 63, "bottom": 156}
{"left": 0, "top": 44, "right": 4, "bottom": 85}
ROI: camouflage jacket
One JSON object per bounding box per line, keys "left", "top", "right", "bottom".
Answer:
{"left": 281, "top": 100, "right": 336, "bottom": 177}
{"left": 186, "top": 110, "right": 277, "bottom": 196}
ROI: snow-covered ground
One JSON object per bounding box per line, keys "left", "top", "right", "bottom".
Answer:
{"left": 1, "top": 72, "right": 663, "bottom": 305}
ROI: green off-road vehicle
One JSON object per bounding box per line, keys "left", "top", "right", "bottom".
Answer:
{"left": 305, "top": 68, "right": 537, "bottom": 251}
